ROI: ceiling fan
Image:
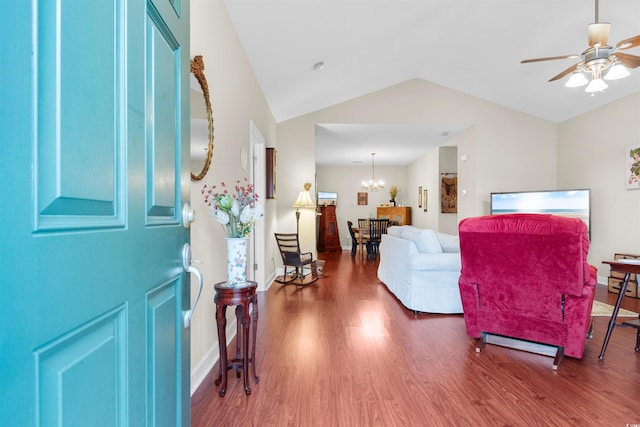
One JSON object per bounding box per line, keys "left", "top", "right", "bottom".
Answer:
{"left": 521, "top": 0, "right": 640, "bottom": 92}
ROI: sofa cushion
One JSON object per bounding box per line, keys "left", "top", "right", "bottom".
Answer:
{"left": 387, "top": 226, "right": 403, "bottom": 237}
{"left": 411, "top": 252, "right": 461, "bottom": 271}
{"left": 403, "top": 229, "right": 443, "bottom": 254}
{"left": 387, "top": 225, "right": 419, "bottom": 238}
{"left": 437, "top": 232, "right": 460, "bottom": 253}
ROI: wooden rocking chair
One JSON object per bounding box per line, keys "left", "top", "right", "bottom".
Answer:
{"left": 274, "top": 233, "right": 319, "bottom": 285}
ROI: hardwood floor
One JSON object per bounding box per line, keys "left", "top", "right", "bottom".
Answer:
{"left": 191, "top": 251, "right": 640, "bottom": 426}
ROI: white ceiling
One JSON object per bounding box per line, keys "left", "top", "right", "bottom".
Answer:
{"left": 222, "top": 0, "right": 640, "bottom": 165}
{"left": 314, "top": 123, "right": 469, "bottom": 166}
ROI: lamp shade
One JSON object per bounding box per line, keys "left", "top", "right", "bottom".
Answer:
{"left": 604, "top": 63, "right": 630, "bottom": 81}
{"left": 585, "top": 77, "right": 608, "bottom": 93}
{"left": 293, "top": 190, "right": 315, "bottom": 208}
{"left": 565, "top": 72, "right": 588, "bottom": 88}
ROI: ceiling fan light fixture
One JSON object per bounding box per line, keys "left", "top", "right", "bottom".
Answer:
{"left": 565, "top": 71, "right": 589, "bottom": 87}
{"left": 604, "top": 62, "right": 630, "bottom": 80}
{"left": 522, "top": 0, "right": 640, "bottom": 95}
{"left": 585, "top": 77, "right": 608, "bottom": 93}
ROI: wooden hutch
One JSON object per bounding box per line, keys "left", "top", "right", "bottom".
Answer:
{"left": 376, "top": 206, "right": 411, "bottom": 226}
{"left": 317, "top": 205, "right": 341, "bottom": 252}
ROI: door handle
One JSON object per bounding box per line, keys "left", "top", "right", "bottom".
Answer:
{"left": 182, "top": 203, "right": 196, "bottom": 229}
{"left": 182, "top": 243, "right": 203, "bottom": 329}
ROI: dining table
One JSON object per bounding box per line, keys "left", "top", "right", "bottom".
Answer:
{"left": 353, "top": 227, "right": 370, "bottom": 259}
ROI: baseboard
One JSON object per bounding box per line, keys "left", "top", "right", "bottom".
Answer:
{"left": 264, "top": 271, "right": 275, "bottom": 291}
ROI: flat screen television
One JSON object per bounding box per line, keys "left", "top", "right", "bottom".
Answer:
{"left": 317, "top": 191, "right": 338, "bottom": 206}
{"left": 490, "top": 189, "right": 591, "bottom": 236}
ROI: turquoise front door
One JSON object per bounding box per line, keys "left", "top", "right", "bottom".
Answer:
{"left": 1, "top": 0, "right": 191, "bottom": 425}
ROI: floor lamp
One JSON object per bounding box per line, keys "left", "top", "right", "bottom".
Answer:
{"left": 292, "top": 182, "right": 315, "bottom": 235}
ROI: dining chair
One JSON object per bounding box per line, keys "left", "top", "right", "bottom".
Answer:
{"left": 347, "top": 221, "right": 366, "bottom": 259}
{"left": 366, "top": 218, "right": 389, "bottom": 259}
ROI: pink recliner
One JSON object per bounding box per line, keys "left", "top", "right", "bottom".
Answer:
{"left": 458, "top": 214, "right": 597, "bottom": 369}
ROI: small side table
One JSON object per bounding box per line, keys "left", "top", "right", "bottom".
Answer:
{"left": 599, "top": 260, "right": 640, "bottom": 360}
{"left": 213, "top": 281, "right": 259, "bottom": 396}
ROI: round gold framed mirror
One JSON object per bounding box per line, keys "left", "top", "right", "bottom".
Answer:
{"left": 190, "top": 55, "right": 214, "bottom": 181}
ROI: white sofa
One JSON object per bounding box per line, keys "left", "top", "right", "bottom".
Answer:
{"left": 377, "top": 226, "right": 463, "bottom": 314}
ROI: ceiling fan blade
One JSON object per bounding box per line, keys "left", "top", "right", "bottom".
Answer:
{"left": 521, "top": 55, "right": 578, "bottom": 64}
{"left": 616, "top": 35, "right": 640, "bottom": 50}
{"left": 614, "top": 52, "right": 640, "bottom": 68}
{"left": 588, "top": 22, "right": 611, "bottom": 47}
{"left": 548, "top": 64, "right": 579, "bottom": 82}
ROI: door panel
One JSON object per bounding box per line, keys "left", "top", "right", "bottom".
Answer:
{"left": 35, "top": 306, "right": 127, "bottom": 426}
{"left": 1, "top": 1, "right": 190, "bottom": 426}
{"left": 36, "top": 0, "right": 122, "bottom": 230}
{"left": 146, "top": 11, "right": 179, "bottom": 222}
{"left": 147, "top": 280, "right": 179, "bottom": 426}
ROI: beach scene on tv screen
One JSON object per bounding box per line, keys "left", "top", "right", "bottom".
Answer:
{"left": 491, "top": 190, "right": 590, "bottom": 229}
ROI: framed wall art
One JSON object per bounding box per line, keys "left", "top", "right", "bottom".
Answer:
{"left": 441, "top": 173, "right": 457, "bottom": 213}
{"left": 418, "top": 186, "right": 422, "bottom": 208}
{"left": 357, "top": 192, "right": 368, "bottom": 205}
{"left": 266, "top": 147, "right": 277, "bottom": 198}
{"left": 423, "top": 189, "right": 428, "bottom": 212}
{"left": 626, "top": 144, "right": 640, "bottom": 189}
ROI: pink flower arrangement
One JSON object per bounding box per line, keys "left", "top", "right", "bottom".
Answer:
{"left": 202, "top": 179, "right": 263, "bottom": 238}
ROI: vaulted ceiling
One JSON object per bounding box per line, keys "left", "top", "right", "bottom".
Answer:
{"left": 223, "top": 0, "right": 640, "bottom": 164}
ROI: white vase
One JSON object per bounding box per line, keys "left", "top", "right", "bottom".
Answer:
{"left": 225, "top": 237, "right": 248, "bottom": 286}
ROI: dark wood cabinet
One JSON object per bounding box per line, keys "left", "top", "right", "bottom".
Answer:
{"left": 317, "top": 205, "right": 341, "bottom": 252}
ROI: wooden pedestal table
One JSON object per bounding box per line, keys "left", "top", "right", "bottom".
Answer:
{"left": 599, "top": 260, "right": 640, "bottom": 360}
{"left": 214, "top": 281, "right": 259, "bottom": 396}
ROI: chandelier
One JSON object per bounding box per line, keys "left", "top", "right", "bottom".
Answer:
{"left": 362, "top": 153, "right": 384, "bottom": 192}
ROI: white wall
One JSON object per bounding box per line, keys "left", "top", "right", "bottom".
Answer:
{"left": 189, "top": 0, "right": 277, "bottom": 394}
{"left": 558, "top": 92, "right": 640, "bottom": 277}
{"left": 316, "top": 137, "right": 461, "bottom": 239}
{"left": 316, "top": 165, "right": 408, "bottom": 248}
{"left": 278, "top": 79, "right": 557, "bottom": 248}
{"left": 439, "top": 146, "right": 458, "bottom": 234}
{"left": 407, "top": 145, "right": 441, "bottom": 230}
{"left": 272, "top": 117, "right": 317, "bottom": 255}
